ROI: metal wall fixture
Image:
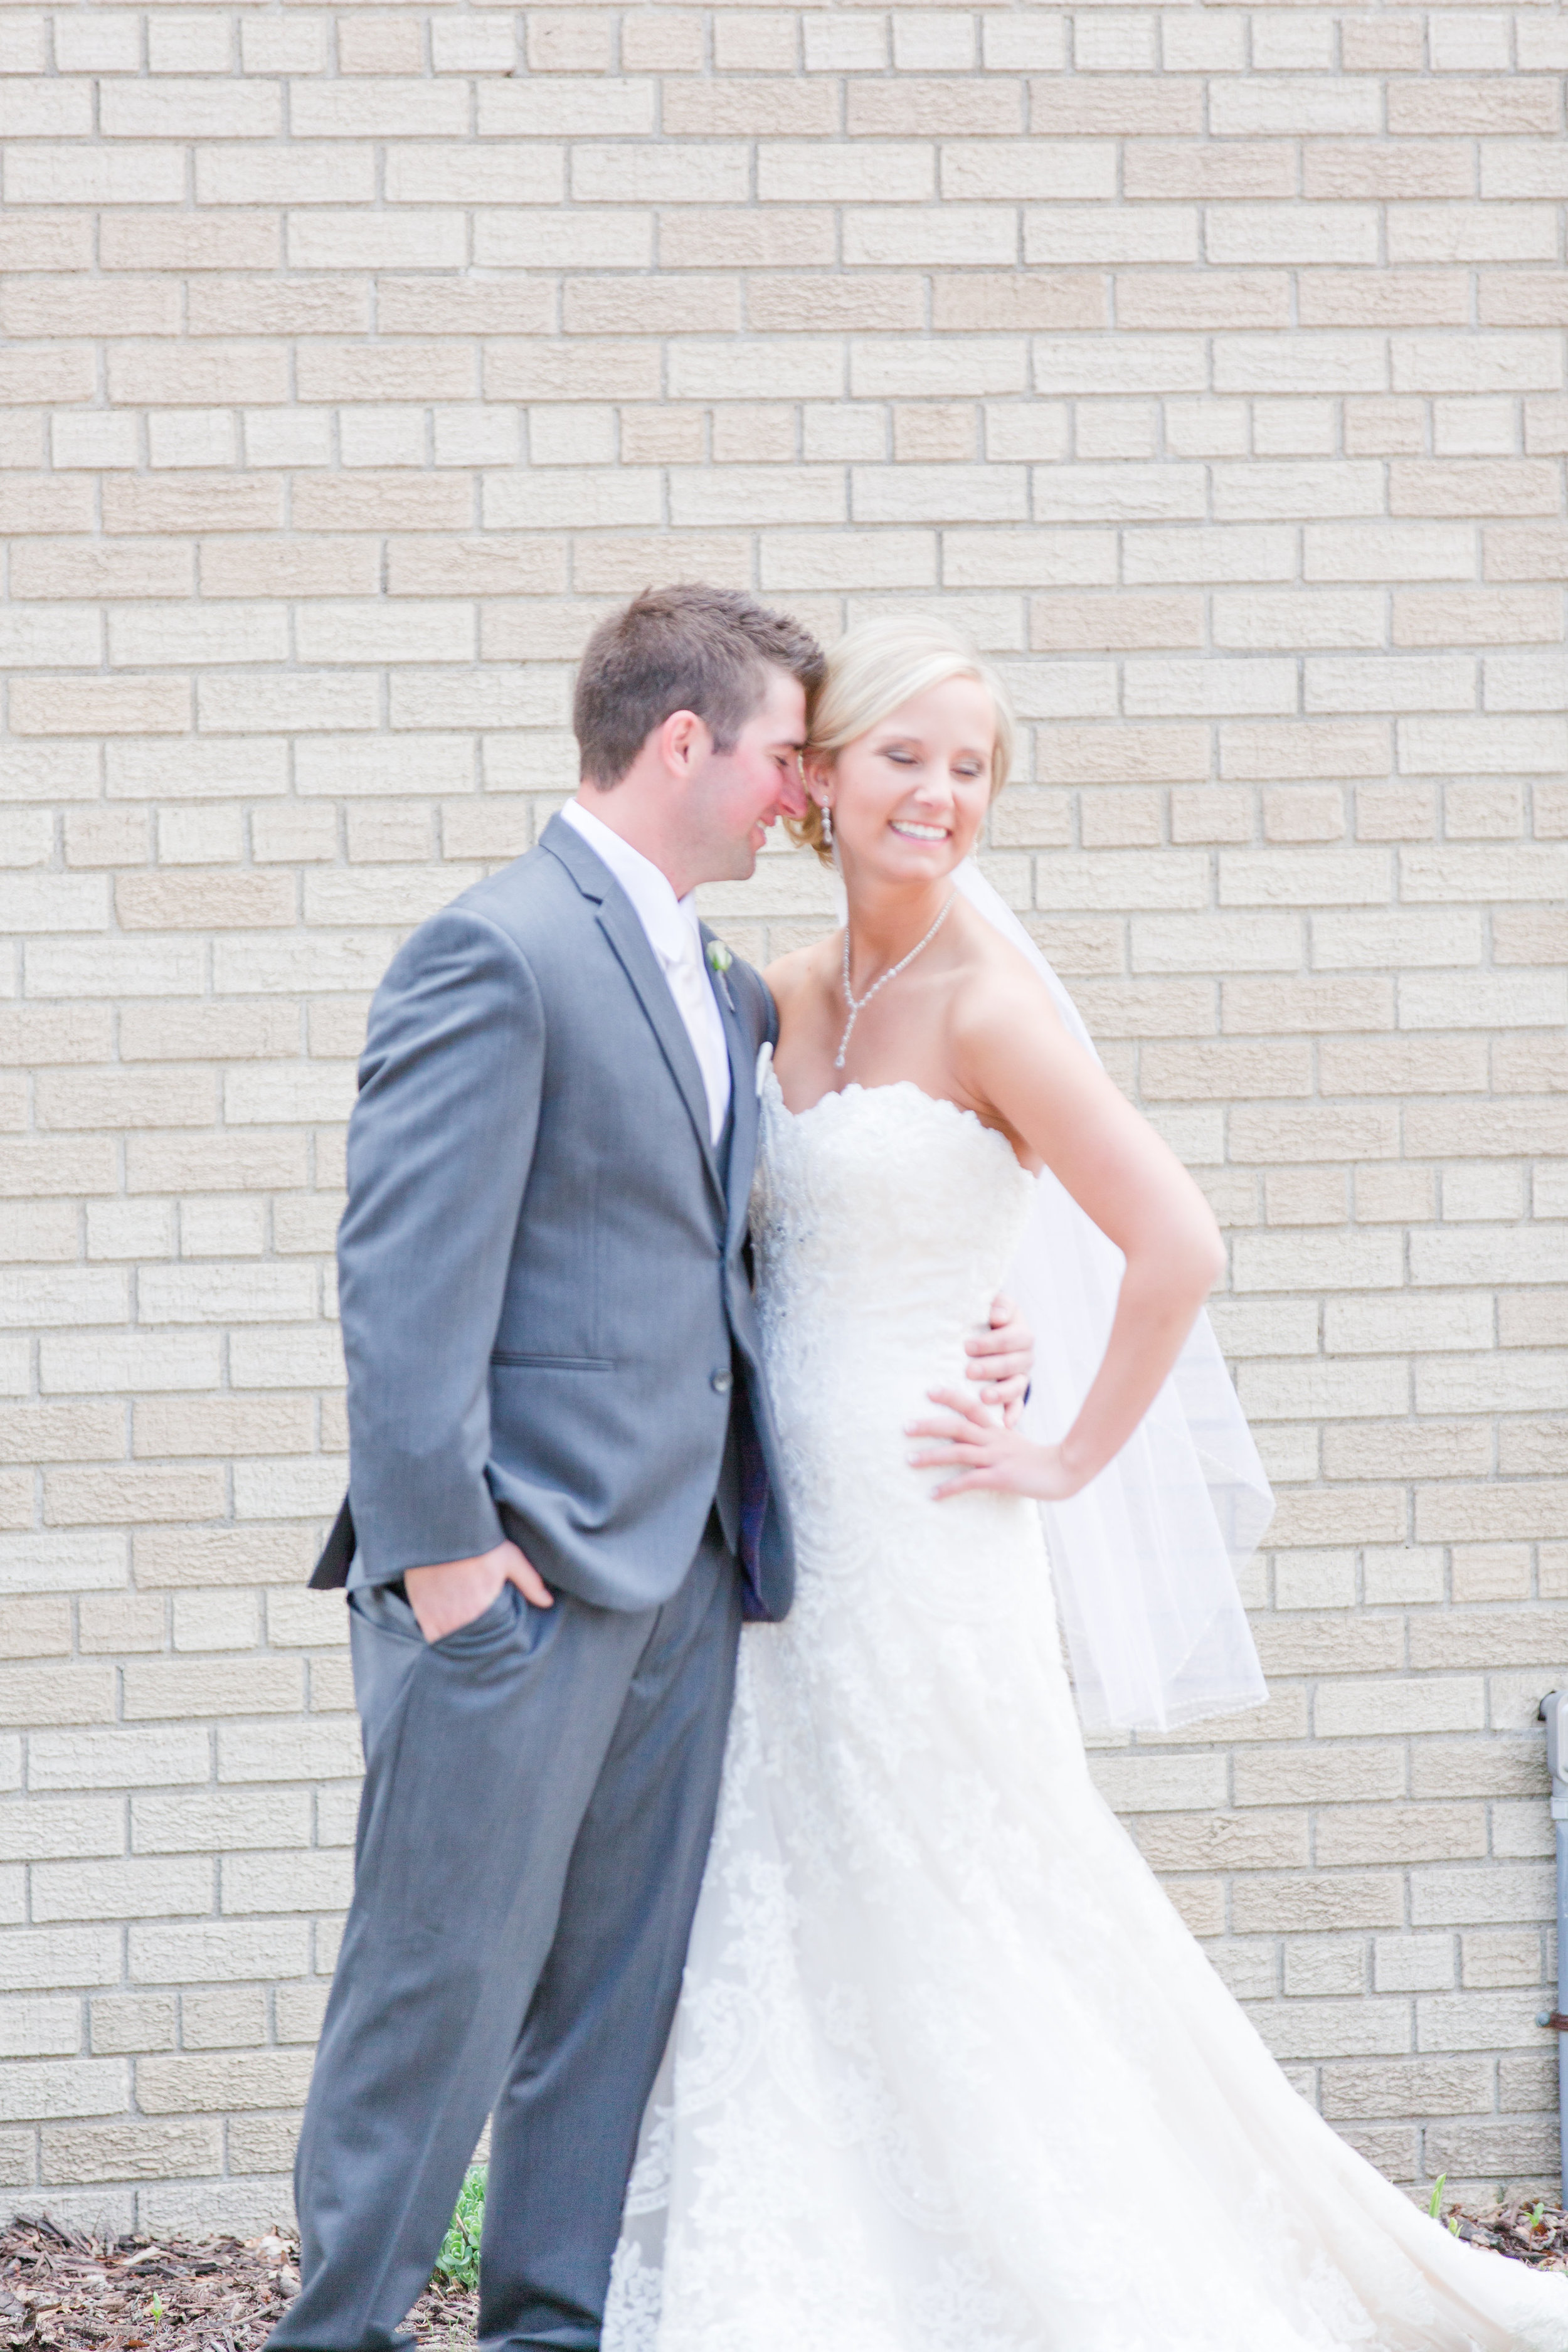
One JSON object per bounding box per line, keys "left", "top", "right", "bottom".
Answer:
{"left": 1537, "top": 1690, "right": 1568, "bottom": 2210}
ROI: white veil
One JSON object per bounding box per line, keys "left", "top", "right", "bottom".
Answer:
{"left": 953, "top": 861, "right": 1271, "bottom": 1735}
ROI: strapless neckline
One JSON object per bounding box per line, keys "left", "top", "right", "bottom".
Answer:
{"left": 765, "top": 1068, "right": 1027, "bottom": 1179}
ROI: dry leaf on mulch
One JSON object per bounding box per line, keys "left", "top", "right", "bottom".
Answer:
{"left": 1444, "top": 2198, "right": 1568, "bottom": 2270}
{"left": 0, "top": 2218, "right": 477, "bottom": 2350}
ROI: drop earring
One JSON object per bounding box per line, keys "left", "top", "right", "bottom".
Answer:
{"left": 820, "top": 803, "right": 833, "bottom": 849}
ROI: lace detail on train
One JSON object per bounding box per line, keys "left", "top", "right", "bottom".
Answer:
{"left": 605, "top": 1077, "right": 1568, "bottom": 2352}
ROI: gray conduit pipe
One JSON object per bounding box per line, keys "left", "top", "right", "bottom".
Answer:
{"left": 1537, "top": 1690, "right": 1568, "bottom": 2210}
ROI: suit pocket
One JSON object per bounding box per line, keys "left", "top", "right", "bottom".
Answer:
{"left": 429, "top": 1581, "right": 524, "bottom": 1652}
{"left": 366, "top": 1584, "right": 555, "bottom": 1939}
{"left": 490, "top": 1351, "right": 613, "bottom": 1371}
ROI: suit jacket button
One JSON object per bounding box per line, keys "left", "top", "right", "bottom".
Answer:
{"left": 711, "top": 1370, "right": 733, "bottom": 1394}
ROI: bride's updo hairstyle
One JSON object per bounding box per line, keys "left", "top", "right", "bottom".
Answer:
{"left": 791, "top": 614, "right": 1016, "bottom": 866}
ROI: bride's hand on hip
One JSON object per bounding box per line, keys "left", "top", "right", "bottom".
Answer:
{"left": 907, "top": 1387, "right": 1086, "bottom": 1503}
{"left": 963, "top": 1291, "right": 1032, "bottom": 1428}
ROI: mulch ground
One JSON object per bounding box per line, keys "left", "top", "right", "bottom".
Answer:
{"left": 0, "top": 2220, "right": 478, "bottom": 2350}
{"left": 1446, "top": 2199, "right": 1568, "bottom": 2269}
{"left": 1, "top": 2199, "right": 1565, "bottom": 2346}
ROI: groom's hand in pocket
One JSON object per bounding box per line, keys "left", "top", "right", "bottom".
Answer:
{"left": 404, "top": 1539, "right": 553, "bottom": 1644}
{"left": 965, "top": 1293, "right": 1033, "bottom": 1428}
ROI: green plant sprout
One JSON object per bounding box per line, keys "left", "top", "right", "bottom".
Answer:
{"left": 1427, "top": 2174, "right": 1447, "bottom": 2220}
{"left": 433, "top": 2165, "right": 487, "bottom": 2292}
{"left": 149, "top": 2289, "right": 164, "bottom": 2323}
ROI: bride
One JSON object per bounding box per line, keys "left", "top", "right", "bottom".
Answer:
{"left": 604, "top": 617, "right": 1568, "bottom": 2352}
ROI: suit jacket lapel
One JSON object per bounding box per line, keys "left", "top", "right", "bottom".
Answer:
{"left": 543, "top": 815, "right": 726, "bottom": 1212}
{"left": 706, "top": 932, "right": 758, "bottom": 1255}
{"left": 595, "top": 889, "right": 726, "bottom": 1211}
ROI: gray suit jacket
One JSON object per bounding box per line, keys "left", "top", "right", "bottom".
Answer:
{"left": 312, "top": 813, "right": 794, "bottom": 1623}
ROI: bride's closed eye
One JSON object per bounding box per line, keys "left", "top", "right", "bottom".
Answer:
{"left": 882, "top": 746, "right": 983, "bottom": 780}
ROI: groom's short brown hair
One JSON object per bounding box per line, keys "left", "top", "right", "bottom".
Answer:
{"left": 574, "top": 584, "right": 824, "bottom": 787}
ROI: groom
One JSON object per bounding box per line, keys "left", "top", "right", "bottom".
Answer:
{"left": 270, "top": 585, "right": 1032, "bottom": 2352}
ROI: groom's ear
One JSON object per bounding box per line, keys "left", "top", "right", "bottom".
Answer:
{"left": 657, "top": 707, "right": 711, "bottom": 781}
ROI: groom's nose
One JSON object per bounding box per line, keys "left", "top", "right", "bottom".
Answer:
{"left": 775, "top": 766, "right": 808, "bottom": 820}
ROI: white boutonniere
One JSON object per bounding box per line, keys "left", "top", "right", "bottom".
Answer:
{"left": 705, "top": 935, "right": 736, "bottom": 1010}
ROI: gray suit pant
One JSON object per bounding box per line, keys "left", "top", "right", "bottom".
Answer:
{"left": 267, "top": 1521, "right": 743, "bottom": 2352}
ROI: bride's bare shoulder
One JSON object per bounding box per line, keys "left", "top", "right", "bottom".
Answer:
{"left": 763, "top": 932, "right": 836, "bottom": 1015}
{"left": 947, "top": 901, "right": 1066, "bottom": 1050}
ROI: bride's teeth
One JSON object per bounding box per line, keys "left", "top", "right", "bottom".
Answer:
{"left": 893, "top": 822, "right": 946, "bottom": 840}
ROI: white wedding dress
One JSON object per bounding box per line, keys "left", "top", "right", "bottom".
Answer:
{"left": 604, "top": 1074, "right": 1568, "bottom": 2352}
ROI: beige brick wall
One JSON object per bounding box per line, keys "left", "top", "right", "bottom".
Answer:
{"left": 0, "top": 0, "right": 1563, "bottom": 2239}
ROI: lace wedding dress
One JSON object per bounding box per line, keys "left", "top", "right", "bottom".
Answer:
{"left": 604, "top": 1075, "right": 1568, "bottom": 2352}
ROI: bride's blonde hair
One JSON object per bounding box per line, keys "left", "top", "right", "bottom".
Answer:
{"left": 790, "top": 614, "right": 1016, "bottom": 866}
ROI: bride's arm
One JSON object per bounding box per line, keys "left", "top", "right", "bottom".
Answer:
{"left": 909, "top": 967, "right": 1224, "bottom": 1503}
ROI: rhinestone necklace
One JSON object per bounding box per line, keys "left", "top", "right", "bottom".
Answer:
{"left": 835, "top": 893, "right": 955, "bottom": 1071}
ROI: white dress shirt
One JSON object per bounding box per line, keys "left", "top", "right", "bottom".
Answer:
{"left": 560, "top": 798, "right": 733, "bottom": 1147}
